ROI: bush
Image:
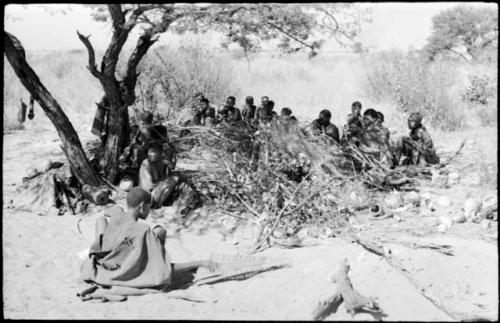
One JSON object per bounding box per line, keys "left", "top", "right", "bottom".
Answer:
{"left": 134, "top": 39, "right": 240, "bottom": 123}
{"left": 461, "top": 74, "right": 496, "bottom": 105}
{"left": 362, "top": 50, "right": 465, "bottom": 131}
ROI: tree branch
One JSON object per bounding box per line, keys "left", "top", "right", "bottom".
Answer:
{"left": 266, "top": 20, "right": 316, "bottom": 51}
{"left": 76, "top": 31, "right": 102, "bottom": 79}
{"left": 124, "top": 9, "right": 177, "bottom": 94}
{"left": 4, "top": 31, "right": 103, "bottom": 187}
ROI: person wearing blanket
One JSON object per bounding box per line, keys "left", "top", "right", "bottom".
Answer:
{"left": 79, "top": 187, "right": 209, "bottom": 301}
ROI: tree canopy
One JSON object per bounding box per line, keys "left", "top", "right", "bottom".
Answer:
{"left": 423, "top": 5, "right": 498, "bottom": 62}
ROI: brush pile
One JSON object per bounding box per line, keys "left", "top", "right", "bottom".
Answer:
{"left": 166, "top": 119, "right": 441, "bottom": 251}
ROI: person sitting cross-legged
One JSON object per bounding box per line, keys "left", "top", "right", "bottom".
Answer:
{"left": 139, "top": 141, "right": 178, "bottom": 209}
{"left": 79, "top": 187, "right": 212, "bottom": 300}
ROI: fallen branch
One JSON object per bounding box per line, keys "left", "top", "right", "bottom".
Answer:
{"left": 348, "top": 233, "right": 460, "bottom": 320}
{"left": 312, "top": 258, "right": 384, "bottom": 320}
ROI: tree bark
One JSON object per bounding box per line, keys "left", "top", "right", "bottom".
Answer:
{"left": 4, "top": 31, "right": 104, "bottom": 187}
{"left": 78, "top": 5, "right": 176, "bottom": 183}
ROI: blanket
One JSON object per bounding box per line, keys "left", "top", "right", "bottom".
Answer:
{"left": 79, "top": 206, "right": 172, "bottom": 296}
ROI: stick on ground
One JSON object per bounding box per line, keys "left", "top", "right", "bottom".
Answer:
{"left": 312, "top": 258, "right": 384, "bottom": 320}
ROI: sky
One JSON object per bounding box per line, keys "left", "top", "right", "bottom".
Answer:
{"left": 4, "top": 3, "right": 498, "bottom": 52}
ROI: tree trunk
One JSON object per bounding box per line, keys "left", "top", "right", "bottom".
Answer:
{"left": 4, "top": 31, "right": 104, "bottom": 187}
{"left": 99, "top": 106, "right": 129, "bottom": 183}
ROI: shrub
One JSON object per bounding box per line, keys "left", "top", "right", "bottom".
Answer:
{"left": 362, "top": 50, "right": 465, "bottom": 131}
{"left": 134, "top": 40, "right": 239, "bottom": 123}
{"left": 461, "top": 74, "right": 496, "bottom": 105}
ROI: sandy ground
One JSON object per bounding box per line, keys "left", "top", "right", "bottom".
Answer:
{"left": 2, "top": 124, "right": 498, "bottom": 320}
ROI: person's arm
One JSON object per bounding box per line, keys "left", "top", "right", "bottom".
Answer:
{"left": 162, "top": 144, "right": 177, "bottom": 170}
{"left": 418, "top": 129, "right": 435, "bottom": 152}
{"left": 139, "top": 160, "right": 154, "bottom": 192}
{"left": 235, "top": 108, "right": 242, "bottom": 121}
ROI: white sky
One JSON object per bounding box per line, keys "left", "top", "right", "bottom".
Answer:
{"left": 4, "top": 3, "right": 498, "bottom": 52}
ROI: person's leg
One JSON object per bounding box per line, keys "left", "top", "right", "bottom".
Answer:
{"left": 155, "top": 177, "right": 178, "bottom": 208}
{"left": 94, "top": 216, "right": 108, "bottom": 248}
{"left": 171, "top": 260, "right": 211, "bottom": 276}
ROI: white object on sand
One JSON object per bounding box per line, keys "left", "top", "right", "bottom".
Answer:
{"left": 404, "top": 191, "right": 420, "bottom": 205}
{"left": 438, "top": 216, "right": 453, "bottom": 229}
{"left": 452, "top": 213, "right": 466, "bottom": 224}
{"left": 463, "top": 198, "right": 482, "bottom": 218}
{"left": 437, "top": 196, "right": 452, "bottom": 208}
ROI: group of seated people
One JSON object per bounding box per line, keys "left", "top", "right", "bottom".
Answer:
{"left": 189, "top": 94, "right": 439, "bottom": 168}
{"left": 115, "top": 95, "right": 439, "bottom": 210}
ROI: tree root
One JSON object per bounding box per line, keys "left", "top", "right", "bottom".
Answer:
{"left": 312, "top": 258, "right": 385, "bottom": 320}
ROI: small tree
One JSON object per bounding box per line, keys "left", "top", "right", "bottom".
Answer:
{"left": 5, "top": 3, "right": 368, "bottom": 185}
{"left": 423, "top": 5, "right": 498, "bottom": 62}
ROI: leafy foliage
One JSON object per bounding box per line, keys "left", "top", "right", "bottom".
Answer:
{"left": 461, "top": 74, "right": 496, "bottom": 105}
{"left": 423, "top": 5, "right": 498, "bottom": 62}
{"left": 362, "top": 50, "right": 465, "bottom": 131}
{"left": 133, "top": 41, "right": 238, "bottom": 123}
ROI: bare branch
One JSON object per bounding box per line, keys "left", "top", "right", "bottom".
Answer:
{"left": 266, "top": 21, "right": 316, "bottom": 51}
{"left": 76, "top": 31, "right": 102, "bottom": 79}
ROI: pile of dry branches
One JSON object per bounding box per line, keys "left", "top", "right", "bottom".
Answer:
{"left": 166, "top": 120, "right": 430, "bottom": 251}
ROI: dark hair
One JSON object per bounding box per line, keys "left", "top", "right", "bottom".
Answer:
{"left": 200, "top": 97, "right": 209, "bottom": 105}
{"left": 147, "top": 140, "right": 162, "bottom": 152}
{"left": 352, "top": 101, "right": 362, "bottom": 110}
{"left": 281, "top": 107, "right": 292, "bottom": 116}
{"left": 142, "top": 111, "right": 154, "bottom": 124}
{"left": 246, "top": 96, "right": 254, "bottom": 104}
{"left": 227, "top": 96, "right": 236, "bottom": 102}
{"left": 126, "top": 187, "right": 152, "bottom": 208}
{"left": 363, "top": 108, "right": 378, "bottom": 119}
{"left": 319, "top": 109, "right": 331, "bottom": 119}
{"left": 269, "top": 100, "right": 275, "bottom": 108}
{"left": 261, "top": 96, "right": 269, "bottom": 101}
{"left": 376, "top": 111, "right": 384, "bottom": 122}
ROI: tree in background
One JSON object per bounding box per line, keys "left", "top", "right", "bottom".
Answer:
{"left": 4, "top": 3, "right": 369, "bottom": 185}
{"left": 423, "top": 5, "right": 498, "bottom": 62}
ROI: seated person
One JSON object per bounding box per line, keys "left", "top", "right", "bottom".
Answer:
{"left": 280, "top": 107, "right": 297, "bottom": 122}
{"left": 358, "top": 108, "right": 393, "bottom": 168}
{"left": 241, "top": 96, "right": 257, "bottom": 126}
{"left": 376, "top": 111, "right": 390, "bottom": 142}
{"left": 311, "top": 109, "right": 340, "bottom": 143}
{"left": 79, "top": 188, "right": 211, "bottom": 299}
{"left": 394, "top": 112, "right": 440, "bottom": 166}
{"left": 254, "top": 96, "right": 277, "bottom": 125}
{"left": 344, "top": 101, "right": 363, "bottom": 142}
{"left": 193, "top": 96, "right": 216, "bottom": 126}
{"left": 139, "top": 142, "right": 178, "bottom": 209}
{"left": 218, "top": 96, "right": 242, "bottom": 124}
{"left": 119, "top": 126, "right": 153, "bottom": 185}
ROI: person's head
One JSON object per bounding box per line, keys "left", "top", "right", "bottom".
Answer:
{"left": 142, "top": 111, "right": 154, "bottom": 125}
{"left": 200, "top": 97, "right": 209, "bottom": 110}
{"left": 376, "top": 111, "right": 384, "bottom": 124}
{"left": 261, "top": 96, "right": 269, "bottom": 107}
{"left": 408, "top": 112, "right": 423, "bottom": 130}
{"left": 126, "top": 187, "right": 152, "bottom": 219}
{"left": 281, "top": 107, "right": 292, "bottom": 117}
{"left": 268, "top": 100, "right": 275, "bottom": 110}
{"left": 363, "top": 108, "right": 378, "bottom": 126}
{"left": 147, "top": 141, "right": 162, "bottom": 162}
{"left": 139, "top": 126, "right": 152, "bottom": 142}
{"left": 227, "top": 96, "right": 236, "bottom": 108}
{"left": 245, "top": 96, "right": 254, "bottom": 106}
{"left": 351, "top": 101, "right": 362, "bottom": 115}
{"left": 318, "top": 109, "right": 332, "bottom": 126}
